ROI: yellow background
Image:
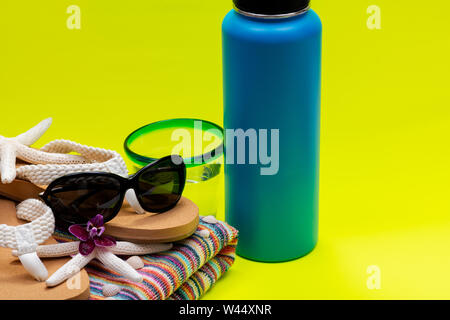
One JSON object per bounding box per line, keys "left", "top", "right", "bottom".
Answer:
{"left": 1, "top": 0, "right": 450, "bottom": 299}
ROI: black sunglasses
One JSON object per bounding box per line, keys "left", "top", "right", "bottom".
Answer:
{"left": 40, "top": 155, "right": 186, "bottom": 228}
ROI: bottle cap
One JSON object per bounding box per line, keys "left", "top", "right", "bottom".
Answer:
{"left": 232, "top": 0, "right": 310, "bottom": 16}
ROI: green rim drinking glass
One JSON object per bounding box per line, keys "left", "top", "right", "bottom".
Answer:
{"left": 124, "top": 118, "right": 224, "bottom": 216}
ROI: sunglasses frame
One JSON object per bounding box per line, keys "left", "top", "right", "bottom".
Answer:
{"left": 40, "top": 155, "right": 186, "bottom": 226}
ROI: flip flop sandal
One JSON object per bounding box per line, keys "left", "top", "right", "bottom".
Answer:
{"left": 0, "top": 119, "right": 199, "bottom": 243}
{"left": 0, "top": 118, "right": 128, "bottom": 201}
{"left": 0, "top": 198, "right": 90, "bottom": 300}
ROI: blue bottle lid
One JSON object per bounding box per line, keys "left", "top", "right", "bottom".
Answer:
{"left": 232, "top": 0, "right": 310, "bottom": 16}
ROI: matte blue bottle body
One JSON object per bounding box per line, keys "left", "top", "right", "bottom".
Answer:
{"left": 222, "top": 9, "right": 322, "bottom": 262}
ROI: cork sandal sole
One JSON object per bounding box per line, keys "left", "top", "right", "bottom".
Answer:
{"left": 0, "top": 199, "right": 90, "bottom": 300}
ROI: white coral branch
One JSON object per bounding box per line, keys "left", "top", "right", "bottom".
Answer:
{"left": 37, "top": 241, "right": 80, "bottom": 257}
{"left": 15, "top": 118, "right": 52, "bottom": 146}
{"left": 110, "top": 241, "right": 172, "bottom": 255}
{"left": 0, "top": 142, "right": 17, "bottom": 183}
{"left": 46, "top": 251, "right": 95, "bottom": 287}
{"left": 96, "top": 248, "right": 143, "bottom": 283}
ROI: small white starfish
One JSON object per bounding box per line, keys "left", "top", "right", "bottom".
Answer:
{"left": 0, "top": 118, "right": 86, "bottom": 183}
{"left": 14, "top": 240, "right": 172, "bottom": 287}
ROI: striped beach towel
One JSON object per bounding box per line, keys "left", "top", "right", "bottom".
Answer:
{"left": 54, "top": 218, "right": 238, "bottom": 300}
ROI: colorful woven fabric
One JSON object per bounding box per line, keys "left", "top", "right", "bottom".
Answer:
{"left": 53, "top": 218, "right": 238, "bottom": 300}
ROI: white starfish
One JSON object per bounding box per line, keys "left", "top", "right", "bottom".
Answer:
{"left": 14, "top": 241, "right": 172, "bottom": 287}
{"left": 0, "top": 118, "right": 86, "bottom": 183}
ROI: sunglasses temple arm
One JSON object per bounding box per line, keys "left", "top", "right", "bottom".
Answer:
{"left": 125, "top": 189, "right": 145, "bottom": 214}
{"left": 137, "top": 167, "right": 180, "bottom": 175}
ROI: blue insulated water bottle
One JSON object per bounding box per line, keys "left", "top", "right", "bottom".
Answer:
{"left": 222, "top": 0, "right": 322, "bottom": 262}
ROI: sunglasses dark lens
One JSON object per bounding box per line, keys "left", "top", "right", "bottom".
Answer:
{"left": 46, "top": 175, "right": 123, "bottom": 225}
{"left": 137, "top": 157, "right": 184, "bottom": 212}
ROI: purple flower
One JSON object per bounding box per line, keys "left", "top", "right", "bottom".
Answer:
{"left": 69, "top": 214, "right": 116, "bottom": 256}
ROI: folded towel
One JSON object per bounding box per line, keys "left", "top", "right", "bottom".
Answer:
{"left": 54, "top": 218, "right": 238, "bottom": 300}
